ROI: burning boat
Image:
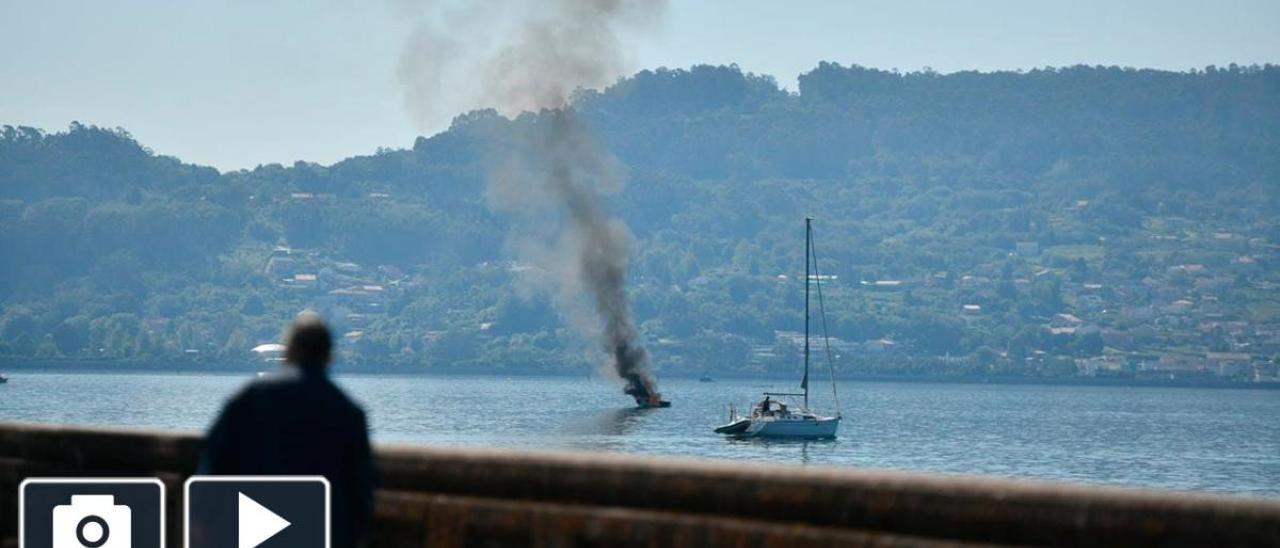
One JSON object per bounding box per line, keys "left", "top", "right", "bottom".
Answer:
{"left": 616, "top": 342, "right": 669, "bottom": 408}
{"left": 631, "top": 392, "right": 671, "bottom": 408}
{"left": 626, "top": 382, "right": 671, "bottom": 408}
{"left": 623, "top": 371, "right": 670, "bottom": 408}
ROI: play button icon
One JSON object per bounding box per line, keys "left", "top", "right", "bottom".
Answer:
{"left": 238, "top": 492, "right": 291, "bottom": 548}
{"left": 186, "top": 476, "right": 329, "bottom": 548}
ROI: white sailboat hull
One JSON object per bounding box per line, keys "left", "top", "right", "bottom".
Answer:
{"left": 715, "top": 219, "right": 843, "bottom": 441}
{"left": 745, "top": 415, "right": 840, "bottom": 439}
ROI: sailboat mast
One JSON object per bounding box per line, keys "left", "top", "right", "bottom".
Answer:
{"left": 803, "top": 217, "right": 811, "bottom": 410}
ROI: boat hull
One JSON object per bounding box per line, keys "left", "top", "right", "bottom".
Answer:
{"left": 745, "top": 416, "right": 839, "bottom": 439}
{"left": 636, "top": 399, "right": 671, "bottom": 409}
{"left": 713, "top": 418, "right": 751, "bottom": 434}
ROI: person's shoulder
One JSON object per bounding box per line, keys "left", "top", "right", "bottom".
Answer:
{"left": 322, "top": 378, "right": 366, "bottom": 419}
{"left": 229, "top": 369, "right": 321, "bottom": 407}
{"left": 245, "top": 368, "right": 303, "bottom": 392}
{"left": 217, "top": 371, "right": 287, "bottom": 416}
{"left": 334, "top": 384, "right": 366, "bottom": 417}
{"left": 349, "top": 400, "right": 368, "bottom": 426}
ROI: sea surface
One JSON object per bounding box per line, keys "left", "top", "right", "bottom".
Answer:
{"left": 3, "top": 371, "right": 1278, "bottom": 498}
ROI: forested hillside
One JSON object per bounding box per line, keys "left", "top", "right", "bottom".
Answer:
{"left": 2, "top": 63, "right": 1278, "bottom": 379}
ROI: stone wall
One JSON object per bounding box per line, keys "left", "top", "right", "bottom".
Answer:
{"left": 2, "top": 422, "right": 1278, "bottom": 546}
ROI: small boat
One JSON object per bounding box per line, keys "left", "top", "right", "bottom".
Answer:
{"left": 698, "top": 375, "right": 714, "bottom": 383}
{"left": 716, "top": 218, "right": 841, "bottom": 439}
{"left": 714, "top": 403, "right": 750, "bottom": 434}
{"left": 626, "top": 375, "right": 671, "bottom": 408}
{"left": 714, "top": 417, "right": 750, "bottom": 434}
{"left": 636, "top": 396, "right": 672, "bottom": 409}
{"left": 619, "top": 348, "right": 671, "bottom": 408}
{"left": 0, "top": 374, "right": 7, "bottom": 384}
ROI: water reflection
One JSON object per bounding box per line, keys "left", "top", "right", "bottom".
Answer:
{"left": 724, "top": 437, "right": 839, "bottom": 465}
{"left": 553, "top": 407, "right": 659, "bottom": 453}
{"left": 564, "top": 407, "right": 653, "bottom": 437}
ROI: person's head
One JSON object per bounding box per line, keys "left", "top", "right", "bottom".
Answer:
{"left": 284, "top": 312, "right": 332, "bottom": 371}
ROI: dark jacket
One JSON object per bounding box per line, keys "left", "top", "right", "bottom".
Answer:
{"left": 200, "top": 367, "right": 373, "bottom": 548}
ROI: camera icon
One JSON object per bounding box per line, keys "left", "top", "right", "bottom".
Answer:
{"left": 21, "top": 478, "right": 162, "bottom": 548}
{"left": 52, "top": 495, "right": 132, "bottom": 548}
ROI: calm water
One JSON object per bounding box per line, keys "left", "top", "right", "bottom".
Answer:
{"left": 3, "top": 371, "right": 1278, "bottom": 498}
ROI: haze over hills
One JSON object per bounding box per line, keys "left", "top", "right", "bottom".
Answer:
{"left": 2, "top": 63, "right": 1278, "bottom": 380}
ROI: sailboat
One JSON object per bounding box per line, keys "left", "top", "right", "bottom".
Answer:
{"left": 715, "top": 218, "right": 841, "bottom": 439}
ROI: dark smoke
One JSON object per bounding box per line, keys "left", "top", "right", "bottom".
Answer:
{"left": 396, "top": 0, "right": 665, "bottom": 398}
{"left": 529, "top": 110, "right": 657, "bottom": 399}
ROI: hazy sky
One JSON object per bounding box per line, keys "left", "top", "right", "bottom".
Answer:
{"left": 2, "top": 0, "right": 1277, "bottom": 171}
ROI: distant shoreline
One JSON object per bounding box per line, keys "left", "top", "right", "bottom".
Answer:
{"left": 2, "top": 359, "right": 1277, "bottom": 391}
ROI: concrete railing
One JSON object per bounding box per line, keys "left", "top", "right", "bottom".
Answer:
{"left": 2, "top": 421, "right": 1278, "bottom": 546}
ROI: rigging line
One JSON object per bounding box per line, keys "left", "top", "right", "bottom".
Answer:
{"left": 809, "top": 229, "right": 842, "bottom": 416}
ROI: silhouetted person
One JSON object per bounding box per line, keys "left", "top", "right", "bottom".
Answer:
{"left": 201, "top": 314, "right": 373, "bottom": 547}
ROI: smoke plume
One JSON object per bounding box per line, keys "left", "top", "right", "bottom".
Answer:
{"left": 397, "top": 0, "right": 666, "bottom": 400}
{"left": 396, "top": 0, "right": 664, "bottom": 130}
